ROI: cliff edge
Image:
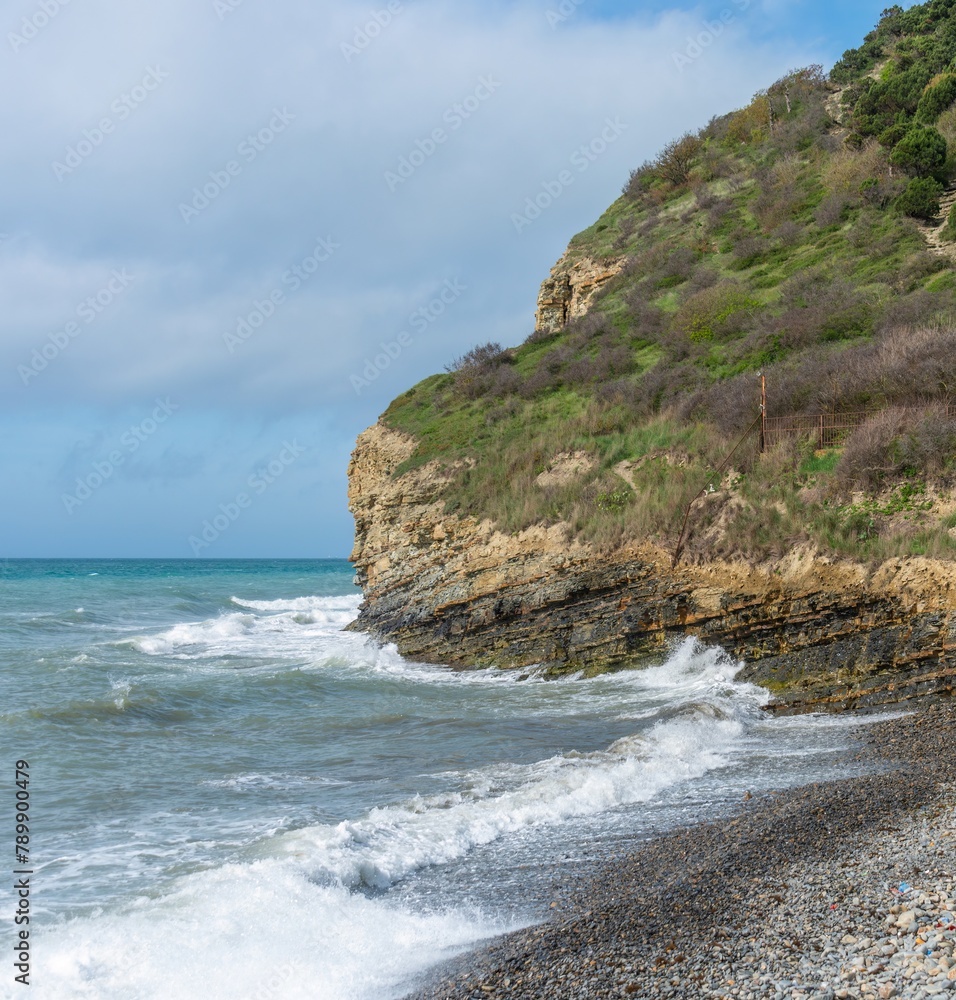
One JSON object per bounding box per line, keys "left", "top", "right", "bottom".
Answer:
{"left": 348, "top": 421, "right": 956, "bottom": 712}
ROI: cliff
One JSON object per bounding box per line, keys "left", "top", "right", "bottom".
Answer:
{"left": 347, "top": 4, "right": 956, "bottom": 711}
{"left": 348, "top": 422, "right": 956, "bottom": 712}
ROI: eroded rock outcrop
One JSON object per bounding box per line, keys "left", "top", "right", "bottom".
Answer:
{"left": 348, "top": 424, "right": 956, "bottom": 713}
{"left": 534, "top": 251, "right": 626, "bottom": 335}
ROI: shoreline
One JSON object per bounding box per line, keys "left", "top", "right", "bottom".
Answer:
{"left": 406, "top": 701, "right": 956, "bottom": 999}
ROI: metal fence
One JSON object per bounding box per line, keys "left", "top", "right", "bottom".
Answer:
{"left": 763, "top": 403, "right": 956, "bottom": 450}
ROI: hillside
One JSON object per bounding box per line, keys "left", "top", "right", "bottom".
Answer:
{"left": 380, "top": 3, "right": 956, "bottom": 567}
{"left": 347, "top": 1, "right": 956, "bottom": 710}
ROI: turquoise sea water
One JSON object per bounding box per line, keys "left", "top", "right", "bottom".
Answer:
{"left": 0, "top": 559, "right": 880, "bottom": 999}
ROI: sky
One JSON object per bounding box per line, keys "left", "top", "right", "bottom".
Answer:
{"left": 1, "top": 0, "right": 887, "bottom": 558}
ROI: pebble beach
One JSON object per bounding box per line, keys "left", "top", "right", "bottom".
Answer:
{"left": 409, "top": 702, "right": 956, "bottom": 1000}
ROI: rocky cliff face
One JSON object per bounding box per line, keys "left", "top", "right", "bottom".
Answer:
{"left": 534, "top": 251, "right": 625, "bottom": 335}
{"left": 348, "top": 423, "right": 956, "bottom": 713}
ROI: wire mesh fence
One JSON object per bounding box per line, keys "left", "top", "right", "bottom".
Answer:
{"left": 763, "top": 404, "right": 956, "bottom": 450}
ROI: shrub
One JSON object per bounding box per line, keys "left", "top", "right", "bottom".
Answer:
{"left": 834, "top": 405, "right": 956, "bottom": 490}
{"left": 859, "top": 174, "right": 904, "bottom": 208}
{"left": 563, "top": 346, "right": 635, "bottom": 387}
{"left": 773, "top": 220, "right": 805, "bottom": 246}
{"left": 654, "top": 247, "right": 697, "bottom": 288}
{"left": 446, "top": 342, "right": 505, "bottom": 372}
{"left": 830, "top": 38, "right": 884, "bottom": 85}
{"left": 823, "top": 144, "right": 888, "bottom": 195}
{"left": 726, "top": 95, "right": 772, "bottom": 145}
{"left": 595, "top": 379, "right": 643, "bottom": 408}
{"left": 896, "top": 176, "right": 944, "bottom": 218}
{"left": 447, "top": 342, "right": 508, "bottom": 399}
{"left": 623, "top": 161, "right": 656, "bottom": 199}
{"left": 730, "top": 235, "right": 769, "bottom": 269}
{"left": 754, "top": 183, "right": 803, "bottom": 231}
{"left": 889, "top": 125, "right": 947, "bottom": 176}
{"left": 814, "top": 192, "right": 850, "bottom": 228}
{"left": 915, "top": 73, "right": 956, "bottom": 124}
{"left": 942, "top": 202, "right": 956, "bottom": 242}
{"left": 875, "top": 291, "right": 956, "bottom": 333}
{"left": 612, "top": 215, "right": 637, "bottom": 250}
{"left": 834, "top": 411, "right": 908, "bottom": 491}
{"left": 936, "top": 104, "right": 956, "bottom": 145}
{"left": 671, "top": 282, "right": 758, "bottom": 344}
{"left": 596, "top": 488, "right": 634, "bottom": 513}
{"left": 877, "top": 121, "right": 910, "bottom": 148}
{"left": 763, "top": 324, "right": 956, "bottom": 416}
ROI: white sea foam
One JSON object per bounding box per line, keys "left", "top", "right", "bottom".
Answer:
{"left": 203, "top": 773, "right": 351, "bottom": 791}
{"left": 19, "top": 610, "right": 798, "bottom": 1000}
{"left": 230, "top": 595, "right": 354, "bottom": 614}
{"left": 128, "top": 595, "right": 363, "bottom": 662}
{"left": 270, "top": 647, "right": 764, "bottom": 891}
{"left": 125, "top": 594, "right": 542, "bottom": 685}
{"left": 27, "top": 861, "right": 510, "bottom": 1000}
{"left": 109, "top": 678, "right": 132, "bottom": 710}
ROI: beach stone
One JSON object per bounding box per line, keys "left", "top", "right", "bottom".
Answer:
{"left": 407, "top": 705, "right": 956, "bottom": 1000}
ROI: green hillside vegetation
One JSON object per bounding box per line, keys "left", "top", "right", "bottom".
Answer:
{"left": 383, "top": 1, "right": 956, "bottom": 565}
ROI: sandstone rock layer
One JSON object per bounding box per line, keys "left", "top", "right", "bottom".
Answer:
{"left": 534, "top": 252, "right": 625, "bottom": 335}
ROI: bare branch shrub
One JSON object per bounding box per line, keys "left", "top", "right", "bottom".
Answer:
{"left": 814, "top": 192, "right": 850, "bottom": 228}
{"left": 831, "top": 406, "right": 956, "bottom": 490}
{"left": 595, "top": 378, "right": 643, "bottom": 408}
{"left": 447, "top": 342, "right": 508, "bottom": 399}
{"left": 772, "top": 220, "right": 805, "bottom": 246}
{"left": 446, "top": 342, "right": 505, "bottom": 373}
{"left": 654, "top": 133, "right": 703, "bottom": 186}
{"left": 623, "top": 160, "right": 657, "bottom": 198}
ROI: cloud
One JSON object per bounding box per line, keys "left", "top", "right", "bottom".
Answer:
{"left": 1, "top": 0, "right": 819, "bottom": 415}
{"left": 0, "top": 0, "right": 842, "bottom": 555}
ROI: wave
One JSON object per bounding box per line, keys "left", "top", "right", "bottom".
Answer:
{"left": 23, "top": 641, "right": 772, "bottom": 1000}
{"left": 126, "top": 595, "right": 362, "bottom": 662}
{"left": 203, "top": 773, "right": 351, "bottom": 791}
{"left": 122, "top": 595, "right": 546, "bottom": 686}
{"left": 16, "top": 680, "right": 195, "bottom": 727}
{"left": 269, "top": 641, "right": 765, "bottom": 890}
{"left": 229, "top": 595, "right": 353, "bottom": 614}
{"left": 32, "top": 861, "right": 511, "bottom": 1000}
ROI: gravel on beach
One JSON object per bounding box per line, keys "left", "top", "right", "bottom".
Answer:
{"left": 407, "top": 702, "right": 956, "bottom": 1000}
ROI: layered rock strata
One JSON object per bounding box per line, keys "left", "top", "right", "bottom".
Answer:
{"left": 533, "top": 252, "right": 625, "bottom": 335}
{"left": 347, "top": 423, "right": 956, "bottom": 713}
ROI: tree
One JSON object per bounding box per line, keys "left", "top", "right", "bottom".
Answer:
{"left": 896, "top": 176, "right": 944, "bottom": 219}
{"left": 889, "top": 125, "right": 947, "bottom": 176}
{"left": 654, "top": 133, "right": 702, "bottom": 186}
{"left": 726, "top": 96, "right": 772, "bottom": 145}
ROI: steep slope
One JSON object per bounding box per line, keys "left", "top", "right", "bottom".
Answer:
{"left": 349, "top": 2, "right": 956, "bottom": 708}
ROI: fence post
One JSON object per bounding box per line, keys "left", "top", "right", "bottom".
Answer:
{"left": 818, "top": 414, "right": 824, "bottom": 450}
{"left": 759, "top": 373, "right": 766, "bottom": 452}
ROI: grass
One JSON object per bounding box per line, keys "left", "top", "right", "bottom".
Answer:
{"left": 800, "top": 449, "right": 841, "bottom": 477}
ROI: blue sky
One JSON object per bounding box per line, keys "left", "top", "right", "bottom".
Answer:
{"left": 2, "top": 0, "right": 888, "bottom": 557}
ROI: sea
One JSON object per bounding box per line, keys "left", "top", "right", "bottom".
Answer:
{"left": 0, "top": 558, "right": 888, "bottom": 1000}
